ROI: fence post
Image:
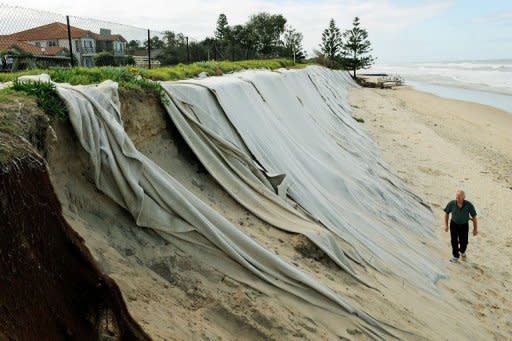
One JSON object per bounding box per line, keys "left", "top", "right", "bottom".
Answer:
{"left": 147, "top": 29, "right": 151, "bottom": 69}
{"left": 186, "top": 36, "right": 190, "bottom": 64}
{"left": 66, "top": 16, "right": 74, "bottom": 67}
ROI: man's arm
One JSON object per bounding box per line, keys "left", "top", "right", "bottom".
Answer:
{"left": 444, "top": 213, "right": 449, "bottom": 232}
{"left": 472, "top": 216, "right": 478, "bottom": 236}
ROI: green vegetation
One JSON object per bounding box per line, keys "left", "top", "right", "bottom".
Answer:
{"left": 0, "top": 59, "right": 303, "bottom": 122}
{"left": 320, "top": 19, "right": 343, "bottom": 61}
{"left": 11, "top": 80, "right": 67, "bottom": 120}
{"left": 342, "top": 17, "right": 375, "bottom": 77}
{"left": 317, "top": 17, "right": 375, "bottom": 76}
{"left": 143, "top": 59, "right": 302, "bottom": 81}
{"left": 94, "top": 52, "right": 136, "bottom": 67}
{"left": 143, "top": 12, "right": 306, "bottom": 64}
{"left": 0, "top": 59, "right": 301, "bottom": 85}
{"left": 0, "top": 88, "right": 48, "bottom": 164}
{"left": 0, "top": 87, "right": 16, "bottom": 103}
{"left": 94, "top": 52, "right": 116, "bottom": 66}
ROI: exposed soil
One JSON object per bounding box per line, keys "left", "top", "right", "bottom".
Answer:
{"left": 0, "top": 95, "right": 149, "bottom": 341}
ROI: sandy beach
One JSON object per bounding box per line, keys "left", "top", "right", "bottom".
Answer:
{"left": 350, "top": 86, "right": 512, "bottom": 339}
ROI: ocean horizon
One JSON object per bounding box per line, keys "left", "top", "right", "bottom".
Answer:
{"left": 367, "top": 59, "right": 512, "bottom": 113}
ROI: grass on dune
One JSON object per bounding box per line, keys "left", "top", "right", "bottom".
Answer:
{"left": 0, "top": 59, "right": 306, "bottom": 85}
{"left": 0, "top": 58, "right": 306, "bottom": 124}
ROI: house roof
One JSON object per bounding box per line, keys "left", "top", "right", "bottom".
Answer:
{"left": 7, "top": 22, "right": 93, "bottom": 41}
{"left": 95, "top": 34, "right": 127, "bottom": 43}
{"left": 0, "top": 36, "right": 67, "bottom": 56}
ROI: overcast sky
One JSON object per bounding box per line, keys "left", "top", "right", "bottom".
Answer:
{"left": 7, "top": 0, "right": 512, "bottom": 63}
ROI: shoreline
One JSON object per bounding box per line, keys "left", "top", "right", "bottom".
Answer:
{"left": 349, "top": 86, "right": 512, "bottom": 339}
{"left": 405, "top": 80, "right": 512, "bottom": 113}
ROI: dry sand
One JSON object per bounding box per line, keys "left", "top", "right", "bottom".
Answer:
{"left": 350, "top": 86, "right": 512, "bottom": 340}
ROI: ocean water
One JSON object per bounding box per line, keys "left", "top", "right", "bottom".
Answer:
{"left": 366, "top": 59, "right": 512, "bottom": 113}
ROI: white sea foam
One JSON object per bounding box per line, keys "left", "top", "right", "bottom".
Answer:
{"left": 367, "top": 59, "right": 512, "bottom": 95}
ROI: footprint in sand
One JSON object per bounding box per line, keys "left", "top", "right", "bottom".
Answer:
{"left": 470, "top": 263, "right": 486, "bottom": 281}
{"left": 473, "top": 303, "right": 487, "bottom": 319}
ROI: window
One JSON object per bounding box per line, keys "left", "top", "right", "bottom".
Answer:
{"left": 48, "top": 40, "right": 58, "bottom": 47}
{"left": 35, "top": 42, "right": 41, "bottom": 47}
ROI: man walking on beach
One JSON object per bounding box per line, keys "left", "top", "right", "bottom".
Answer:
{"left": 444, "top": 190, "right": 478, "bottom": 263}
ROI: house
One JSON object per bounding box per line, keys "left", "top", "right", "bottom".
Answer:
{"left": 95, "top": 29, "right": 127, "bottom": 56}
{"left": 0, "top": 36, "right": 68, "bottom": 57}
{"left": 0, "top": 35, "right": 69, "bottom": 70}
{"left": 2, "top": 22, "right": 128, "bottom": 67}
{"left": 5, "top": 22, "right": 96, "bottom": 67}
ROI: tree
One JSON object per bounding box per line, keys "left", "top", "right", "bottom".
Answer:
{"left": 341, "top": 17, "right": 375, "bottom": 77}
{"left": 158, "top": 31, "right": 187, "bottom": 65}
{"left": 231, "top": 24, "right": 257, "bottom": 60}
{"left": 319, "top": 18, "right": 343, "bottom": 61}
{"left": 143, "top": 36, "right": 165, "bottom": 49}
{"left": 246, "top": 12, "right": 286, "bottom": 56}
{"left": 283, "top": 25, "right": 305, "bottom": 62}
{"left": 215, "top": 13, "right": 229, "bottom": 41}
{"left": 214, "top": 13, "right": 230, "bottom": 59}
{"left": 127, "top": 40, "right": 140, "bottom": 50}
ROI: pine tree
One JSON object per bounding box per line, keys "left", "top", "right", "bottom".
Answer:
{"left": 341, "top": 17, "right": 375, "bottom": 77}
{"left": 215, "top": 13, "right": 229, "bottom": 41}
{"left": 215, "top": 14, "right": 229, "bottom": 59}
{"left": 319, "top": 19, "right": 342, "bottom": 61}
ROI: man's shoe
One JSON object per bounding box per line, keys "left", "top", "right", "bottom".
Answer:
{"left": 450, "top": 257, "right": 459, "bottom": 263}
{"left": 461, "top": 253, "right": 466, "bottom": 261}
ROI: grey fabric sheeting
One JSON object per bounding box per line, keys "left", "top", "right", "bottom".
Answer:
{"left": 160, "top": 66, "right": 445, "bottom": 294}
{"left": 55, "top": 80, "right": 401, "bottom": 339}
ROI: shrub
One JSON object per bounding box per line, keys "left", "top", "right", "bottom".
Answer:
{"left": 115, "top": 55, "right": 135, "bottom": 66}
{"left": 94, "top": 52, "right": 115, "bottom": 67}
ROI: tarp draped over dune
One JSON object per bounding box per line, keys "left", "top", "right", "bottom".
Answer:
{"left": 51, "top": 66, "right": 447, "bottom": 338}
{"left": 160, "top": 66, "right": 445, "bottom": 293}
{"left": 55, "top": 79, "right": 401, "bottom": 338}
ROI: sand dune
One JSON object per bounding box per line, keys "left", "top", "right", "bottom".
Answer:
{"left": 3, "top": 67, "right": 508, "bottom": 340}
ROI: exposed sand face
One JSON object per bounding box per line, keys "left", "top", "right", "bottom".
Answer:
{"left": 350, "top": 86, "right": 512, "bottom": 340}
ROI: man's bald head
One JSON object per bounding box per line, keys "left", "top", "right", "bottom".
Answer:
{"left": 456, "top": 190, "right": 465, "bottom": 204}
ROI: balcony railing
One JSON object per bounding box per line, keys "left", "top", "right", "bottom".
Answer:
{"left": 75, "top": 46, "right": 96, "bottom": 54}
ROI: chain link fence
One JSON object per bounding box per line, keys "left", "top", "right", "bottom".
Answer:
{"left": 0, "top": 3, "right": 167, "bottom": 71}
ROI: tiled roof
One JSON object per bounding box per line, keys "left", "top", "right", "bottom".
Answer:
{"left": 95, "top": 34, "right": 127, "bottom": 42}
{"left": 8, "top": 22, "right": 92, "bottom": 41}
{"left": 0, "top": 36, "right": 67, "bottom": 56}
